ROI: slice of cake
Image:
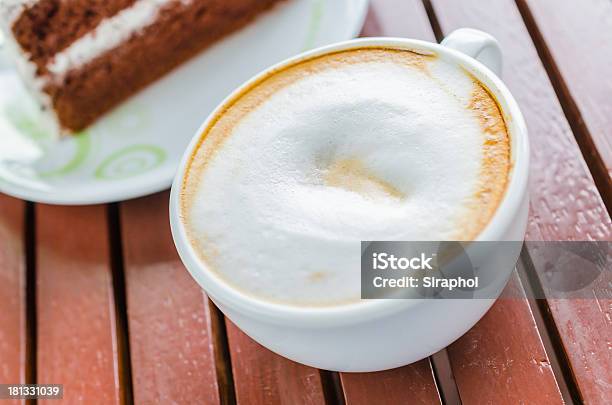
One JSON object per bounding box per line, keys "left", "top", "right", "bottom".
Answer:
{"left": 0, "top": 0, "right": 284, "bottom": 133}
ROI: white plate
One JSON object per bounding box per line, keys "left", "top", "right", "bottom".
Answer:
{"left": 0, "top": 0, "right": 368, "bottom": 204}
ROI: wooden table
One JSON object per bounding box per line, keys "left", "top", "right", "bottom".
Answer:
{"left": 1, "top": 0, "right": 610, "bottom": 403}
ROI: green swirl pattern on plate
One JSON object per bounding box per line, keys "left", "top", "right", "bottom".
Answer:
{"left": 39, "top": 131, "right": 92, "bottom": 177}
{"left": 95, "top": 144, "right": 166, "bottom": 180}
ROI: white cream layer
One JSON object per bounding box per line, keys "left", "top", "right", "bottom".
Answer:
{"left": 1, "top": 0, "right": 191, "bottom": 84}
{"left": 47, "top": 0, "right": 191, "bottom": 77}
{"left": 186, "top": 54, "right": 485, "bottom": 306}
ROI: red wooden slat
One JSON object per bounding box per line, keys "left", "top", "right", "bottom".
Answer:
{"left": 447, "top": 273, "right": 563, "bottom": 403}
{"left": 225, "top": 322, "right": 326, "bottom": 405}
{"left": 360, "top": 0, "right": 435, "bottom": 40}
{"left": 0, "top": 195, "right": 27, "bottom": 405}
{"left": 429, "top": 0, "right": 612, "bottom": 403}
{"left": 120, "top": 192, "right": 221, "bottom": 404}
{"left": 520, "top": 0, "right": 612, "bottom": 189}
{"left": 340, "top": 360, "right": 441, "bottom": 405}
{"left": 36, "top": 205, "right": 121, "bottom": 403}
{"left": 543, "top": 298, "right": 611, "bottom": 403}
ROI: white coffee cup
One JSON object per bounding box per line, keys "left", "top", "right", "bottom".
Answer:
{"left": 170, "top": 28, "right": 529, "bottom": 372}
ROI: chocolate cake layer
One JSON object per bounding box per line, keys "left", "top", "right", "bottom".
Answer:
{"left": 12, "top": 0, "right": 137, "bottom": 71}
{"left": 45, "top": 0, "right": 283, "bottom": 132}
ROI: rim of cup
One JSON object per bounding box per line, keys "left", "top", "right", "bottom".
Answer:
{"left": 169, "top": 36, "right": 530, "bottom": 328}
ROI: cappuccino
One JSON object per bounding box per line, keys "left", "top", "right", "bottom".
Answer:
{"left": 181, "top": 47, "right": 510, "bottom": 306}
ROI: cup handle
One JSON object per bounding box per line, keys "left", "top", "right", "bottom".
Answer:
{"left": 441, "top": 28, "right": 502, "bottom": 77}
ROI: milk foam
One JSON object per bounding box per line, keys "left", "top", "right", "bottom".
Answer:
{"left": 182, "top": 48, "right": 510, "bottom": 306}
